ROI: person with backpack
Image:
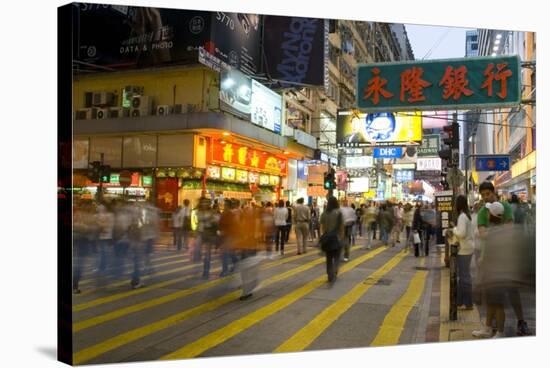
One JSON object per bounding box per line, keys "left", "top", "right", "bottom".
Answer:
{"left": 319, "top": 196, "right": 344, "bottom": 284}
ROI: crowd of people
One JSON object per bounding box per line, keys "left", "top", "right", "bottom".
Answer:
{"left": 73, "top": 182, "right": 535, "bottom": 336}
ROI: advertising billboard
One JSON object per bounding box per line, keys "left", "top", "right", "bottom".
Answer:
{"left": 73, "top": 5, "right": 261, "bottom": 74}
{"left": 262, "top": 16, "right": 329, "bottom": 87}
{"left": 349, "top": 177, "right": 370, "bottom": 193}
{"left": 220, "top": 69, "right": 283, "bottom": 134}
{"left": 373, "top": 147, "right": 403, "bottom": 159}
{"left": 337, "top": 110, "right": 422, "bottom": 147}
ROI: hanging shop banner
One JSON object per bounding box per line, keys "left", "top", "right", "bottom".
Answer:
{"left": 415, "top": 170, "right": 441, "bottom": 184}
{"left": 220, "top": 69, "right": 283, "bottom": 133}
{"left": 236, "top": 169, "right": 249, "bottom": 183}
{"left": 373, "top": 147, "right": 403, "bottom": 159}
{"left": 394, "top": 169, "right": 414, "bottom": 183}
{"left": 211, "top": 139, "right": 287, "bottom": 175}
{"left": 207, "top": 166, "right": 221, "bottom": 179}
{"left": 417, "top": 157, "right": 442, "bottom": 171}
{"left": 262, "top": 16, "right": 329, "bottom": 87}
{"left": 435, "top": 190, "right": 453, "bottom": 243}
{"left": 74, "top": 5, "right": 261, "bottom": 74}
{"left": 349, "top": 177, "right": 370, "bottom": 193}
{"left": 307, "top": 186, "right": 328, "bottom": 197}
{"left": 306, "top": 164, "right": 327, "bottom": 185}
{"left": 337, "top": 110, "right": 422, "bottom": 147}
{"left": 418, "top": 134, "right": 440, "bottom": 157}
{"left": 259, "top": 175, "right": 270, "bottom": 185}
{"left": 356, "top": 56, "right": 521, "bottom": 112}
{"left": 345, "top": 156, "right": 374, "bottom": 168}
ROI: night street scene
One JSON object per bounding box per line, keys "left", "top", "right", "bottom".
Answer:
{"left": 58, "top": 2, "right": 536, "bottom": 365}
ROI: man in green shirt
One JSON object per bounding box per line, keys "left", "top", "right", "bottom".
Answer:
{"left": 477, "top": 181, "right": 514, "bottom": 229}
{"left": 476, "top": 181, "right": 531, "bottom": 336}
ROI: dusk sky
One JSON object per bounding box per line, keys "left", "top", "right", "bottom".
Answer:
{"left": 405, "top": 24, "right": 476, "bottom": 60}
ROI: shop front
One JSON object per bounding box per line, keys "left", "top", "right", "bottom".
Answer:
{"left": 206, "top": 138, "right": 287, "bottom": 205}
{"left": 73, "top": 170, "right": 154, "bottom": 202}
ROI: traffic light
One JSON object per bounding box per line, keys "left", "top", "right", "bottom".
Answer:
{"left": 324, "top": 170, "right": 336, "bottom": 190}
{"left": 442, "top": 122, "right": 459, "bottom": 149}
{"left": 100, "top": 165, "right": 111, "bottom": 183}
{"left": 88, "top": 161, "right": 101, "bottom": 183}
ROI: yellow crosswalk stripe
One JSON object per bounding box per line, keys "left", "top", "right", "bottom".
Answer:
{"left": 79, "top": 253, "right": 185, "bottom": 284}
{"left": 76, "top": 261, "right": 202, "bottom": 297}
{"left": 159, "top": 246, "right": 387, "bottom": 360}
{"left": 72, "top": 245, "right": 375, "bottom": 364}
{"left": 73, "top": 246, "right": 332, "bottom": 329}
{"left": 274, "top": 250, "right": 409, "bottom": 352}
{"left": 370, "top": 271, "right": 428, "bottom": 346}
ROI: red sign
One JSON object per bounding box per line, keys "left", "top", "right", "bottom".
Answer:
{"left": 211, "top": 139, "right": 287, "bottom": 176}
{"left": 119, "top": 170, "right": 132, "bottom": 187}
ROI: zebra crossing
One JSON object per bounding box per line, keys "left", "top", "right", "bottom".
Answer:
{"left": 72, "top": 239, "right": 431, "bottom": 365}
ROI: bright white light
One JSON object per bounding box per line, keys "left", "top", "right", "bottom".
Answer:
{"left": 493, "top": 46, "right": 499, "bottom": 51}
{"left": 492, "top": 53, "right": 497, "bottom": 56}
{"left": 238, "top": 85, "right": 251, "bottom": 97}
{"left": 222, "top": 78, "right": 235, "bottom": 89}
{"left": 495, "top": 39, "right": 501, "bottom": 45}
{"left": 496, "top": 34, "right": 502, "bottom": 39}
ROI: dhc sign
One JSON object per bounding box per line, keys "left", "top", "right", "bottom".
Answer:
{"left": 373, "top": 147, "right": 403, "bottom": 159}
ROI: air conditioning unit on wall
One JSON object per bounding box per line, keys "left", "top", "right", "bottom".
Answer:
{"left": 131, "top": 96, "right": 153, "bottom": 117}
{"left": 173, "top": 104, "right": 189, "bottom": 114}
{"left": 75, "top": 108, "right": 92, "bottom": 120}
{"left": 156, "top": 105, "right": 172, "bottom": 115}
{"left": 93, "top": 91, "right": 115, "bottom": 106}
{"left": 92, "top": 107, "right": 109, "bottom": 119}
{"left": 109, "top": 107, "right": 129, "bottom": 118}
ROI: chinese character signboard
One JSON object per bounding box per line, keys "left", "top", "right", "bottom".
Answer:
{"left": 337, "top": 110, "right": 422, "bottom": 147}
{"left": 435, "top": 190, "right": 453, "bottom": 243}
{"left": 475, "top": 155, "right": 510, "bottom": 171}
{"left": 394, "top": 169, "right": 414, "bottom": 183}
{"left": 211, "top": 139, "right": 287, "bottom": 175}
{"left": 418, "top": 134, "right": 440, "bottom": 157}
{"left": 357, "top": 56, "right": 521, "bottom": 112}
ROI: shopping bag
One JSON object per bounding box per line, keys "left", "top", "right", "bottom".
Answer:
{"left": 413, "top": 231, "right": 421, "bottom": 244}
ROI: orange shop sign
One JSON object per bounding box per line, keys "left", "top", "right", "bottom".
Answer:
{"left": 211, "top": 139, "right": 287, "bottom": 175}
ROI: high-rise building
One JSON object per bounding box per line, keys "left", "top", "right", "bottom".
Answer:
{"left": 465, "top": 30, "right": 479, "bottom": 57}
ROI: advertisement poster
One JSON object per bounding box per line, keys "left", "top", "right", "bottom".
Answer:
{"left": 345, "top": 156, "right": 374, "bottom": 168}
{"left": 394, "top": 169, "right": 414, "bottom": 183}
{"left": 337, "top": 110, "right": 422, "bottom": 147}
{"left": 156, "top": 178, "right": 178, "bottom": 212}
{"left": 250, "top": 80, "right": 282, "bottom": 134}
{"left": 220, "top": 69, "right": 283, "bottom": 134}
{"left": 263, "top": 16, "right": 328, "bottom": 87}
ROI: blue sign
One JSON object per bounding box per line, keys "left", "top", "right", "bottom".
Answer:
{"left": 297, "top": 160, "right": 307, "bottom": 180}
{"left": 475, "top": 155, "right": 510, "bottom": 171}
{"left": 373, "top": 147, "right": 403, "bottom": 159}
{"left": 394, "top": 169, "right": 414, "bottom": 183}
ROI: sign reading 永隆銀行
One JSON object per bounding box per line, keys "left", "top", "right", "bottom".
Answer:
{"left": 357, "top": 56, "right": 521, "bottom": 112}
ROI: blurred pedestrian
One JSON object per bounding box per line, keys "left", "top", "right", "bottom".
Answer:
{"left": 218, "top": 199, "right": 238, "bottom": 277}
{"left": 412, "top": 202, "right": 423, "bottom": 257}
{"left": 196, "top": 198, "right": 218, "bottom": 279}
{"left": 320, "top": 196, "right": 344, "bottom": 284}
{"left": 96, "top": 203, "right": 115, "bottom": 285}
{"left": 403, "top": 203, "right": 414, "bottom": 251}
{"left": 284, "top": 200, "right": 293, "bottom": 243}
{"left": 294, "top": 198, "right": 311, "bottom": 255}
{"left": 340, "top": 200, "right": 357, "bottom": 261}
{"left": 451, "top": 195, "right": 475, "bottom": 310}
{"left": 475, "top": 181, "right": 531, "bottom": 336}
{"left": 379, "top": 203, "right": 395, "bottom": 246}
{"left": 363, "top": 201, "right": 378, "bottom": 250}
{"left": 236, "top": 200, "right": 261, "bottom": 300}
{"left": 274, "top": 200, "right": 289, "bottom": 255}
{"left": 356, "top": 204, "right": 365, "bottom": 238}
{"left": 309, "top": 201, "right": 321, "bottom": 241}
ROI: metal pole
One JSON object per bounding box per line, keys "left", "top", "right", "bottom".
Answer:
{"left": 98, "top": 153, "right": 104, "bottom": 204}
{"left": 449, "top": 243, "right": 459, "bottom": 321}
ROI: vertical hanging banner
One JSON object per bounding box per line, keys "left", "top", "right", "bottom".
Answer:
{"left": 356, "top": 56, "right": 521, "bottom": 112}
{"left": 262, "top": 16, "right": 329, "bottom": 87}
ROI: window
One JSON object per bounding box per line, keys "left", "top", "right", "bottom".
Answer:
{"left": 472, "top": 43, "right": 478, "bottom": 50}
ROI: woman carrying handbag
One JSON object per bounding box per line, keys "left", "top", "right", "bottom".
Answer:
{"left": 319, "top": 196, "right": 345, "bottom": 284}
